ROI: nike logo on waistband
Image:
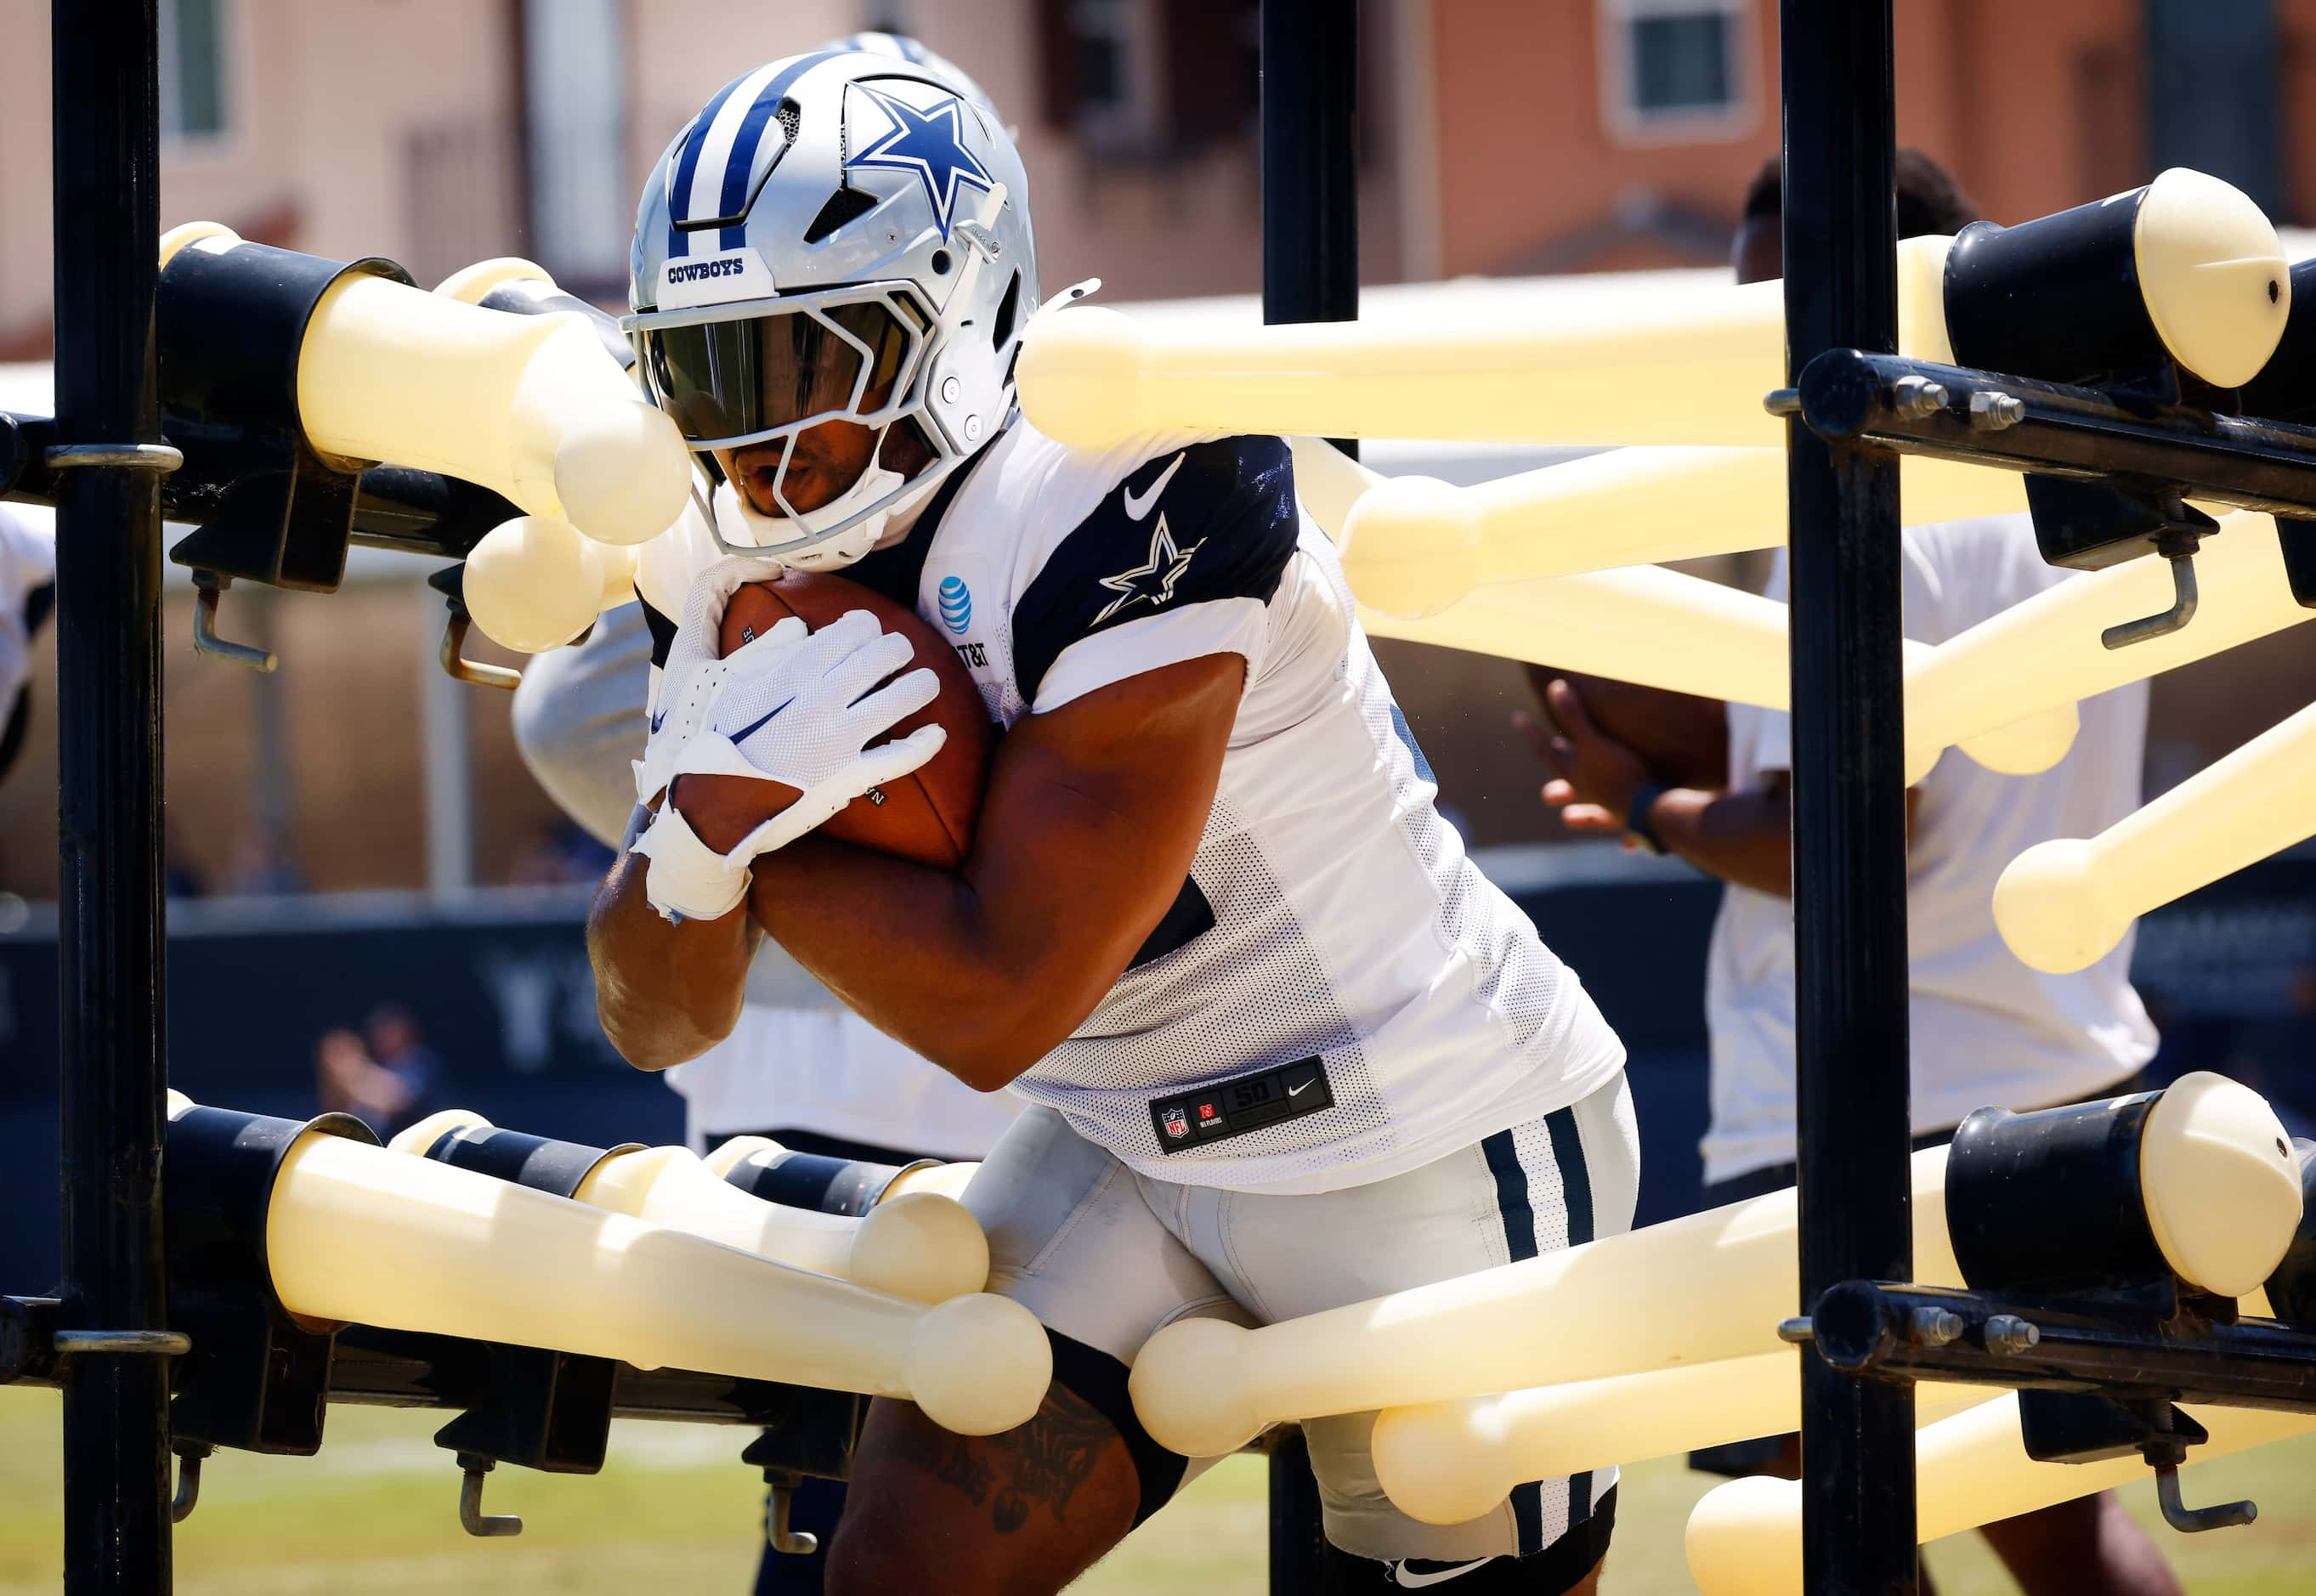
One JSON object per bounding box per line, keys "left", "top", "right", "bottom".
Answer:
{"left": 1391, "top": 1558, "right": 1494, "bottom": 1588}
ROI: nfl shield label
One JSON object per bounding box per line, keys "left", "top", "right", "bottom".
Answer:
{"left": 1163, "top": 1106, "right": 1190, "bottom": 1140}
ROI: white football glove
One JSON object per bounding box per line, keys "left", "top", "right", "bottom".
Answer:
{"left": 633, "top": 556, "right": 786, "bottom": 808}
{"left": 631, "top": 608, "right": 948, "bottom": 921}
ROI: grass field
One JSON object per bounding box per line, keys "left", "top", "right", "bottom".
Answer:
{"left": 3, "top": 1389, "right": 2313, "bottom": 1593}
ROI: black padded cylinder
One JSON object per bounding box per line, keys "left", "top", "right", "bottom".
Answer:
{"left": 717, "top": 1148, "right": 916, "bottom": 1217}
{"left": 163, "top": 1102, "right": 381, "bottom": 1454}
{"left": 2236, "top": 258, "right": 2316, "bottom": 423}
{"left": 2263, "top": 1141, "right": 2316, "bottom": 1322}
{"left": 156, "top": 240, "right": 412, "bottom": 450}
{"left": 1944, "top": 1091, "right": 2167, "bottom": 1294}
{"left": 1942, "top": 189, "right": 2167, "bottom": 383}
{"left": 167, "top": 1102, "right": 382, "bottom": 1289}
{"left": 416, "top": 1123, "right": 638, "bottom": 1200}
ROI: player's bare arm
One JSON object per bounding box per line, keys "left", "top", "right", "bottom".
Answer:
{"left": 586, "top": 804, "right": 763, "bottom": 1070}
{"left": 717, "top": 652, "right": 1242, "bottom": 1089}
{"left": 1522, "top": 676, "right": 1916, "bottom": 897}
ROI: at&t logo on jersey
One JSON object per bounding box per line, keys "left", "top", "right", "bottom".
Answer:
{"left": 937, "top": 574, "right": 972, "bottom": 634}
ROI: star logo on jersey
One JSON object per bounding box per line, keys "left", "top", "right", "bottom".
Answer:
{"left": 845, "top": 84, "right": 994, "bottom": 241}
{"left": 1093, "top": 514, "right": 1205, "bottom": 625}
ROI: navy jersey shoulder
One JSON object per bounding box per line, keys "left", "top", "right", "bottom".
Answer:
{"left": 1011, "top": 434, "right": 1300, "bottom": 703}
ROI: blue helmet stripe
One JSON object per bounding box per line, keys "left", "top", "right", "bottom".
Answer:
{"left": 716, "top": 88, "right": 788, "bottom": 250}
{"left": 665, "top": 73, "right": 748, "bottom": 260}
{"left": 665, "top": 49, "right": 849, "bottom": 263}
{"left": 708, "top": 51, "right": 848, "bottom": 251}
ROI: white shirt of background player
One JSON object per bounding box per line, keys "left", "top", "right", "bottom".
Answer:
{"left": 1703, "top": 515, "right": 2158, "bottom": 1186}
{"left": 0, "top": 507, "right": 56, "bottom": 714}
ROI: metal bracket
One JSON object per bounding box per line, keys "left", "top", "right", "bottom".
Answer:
{"left": 171, "top": 1442, "right": 211, "bottom": 1524}
{"left": 456, "top": 1452, "right": 523, "bottom": 1537}
{"left": 52, "top": 1329, "right": 191, "bottom": 1356}
{"left": 440, "top": 608, "right": 520, "bottom": 691}
{"left": 44, "top": 442, "right": 184, "bottom": 473}
{"left": 2100, "top": 530, "right": 2201, "bottom": 650}
{"left": 190, "top": 572, "right": 280, "bottom": 673}
{"left": 762, "top": 1474, "right": 820, "bottom": 1557}
{"left": 2151, "top": 1461, "right": 2257, "bottom": 1534}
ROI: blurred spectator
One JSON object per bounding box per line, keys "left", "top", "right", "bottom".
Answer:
{"left": 330, "top": 1004, "right": 447, "bottom": 1136}
{"left": 315, "top": 1027, "right": 419, "bottom": 1134}
{"left": 510, "top": 816, "right": 618, "bottom": 886}
{"left": 223, "top": 823, "right": 307, "bottom": 897}
{"left": 162, "top": 823, "right": 208, "bottom": 900}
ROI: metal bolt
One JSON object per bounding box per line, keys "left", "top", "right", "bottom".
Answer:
{"left": 1777, "top": 1316, "right": 1815, "bottom": 1345}
{"left": 1763, "top": 388, "right": 1803, "bottom": 417}
{"left": 1891, "top": 375, "right": 1950, "bottom": 419}
{"left": 965, "top": 414, "right": 982, "bottom": 441}
{"left": 1985, "top": 1314, "right": 2041, "bottom": 1355}
{"left": 942, "top": 376, "right": 960, "bottom": 405}
{"left": 1910, "top": 1307, "right": 1965, "bottom": 1347}
{"left": 1968, "top": 390, "right": 2025, "bottom": 431}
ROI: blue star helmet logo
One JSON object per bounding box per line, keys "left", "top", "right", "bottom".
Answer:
{"left": 845, "top": 83, "right": 994, "bottom": 241}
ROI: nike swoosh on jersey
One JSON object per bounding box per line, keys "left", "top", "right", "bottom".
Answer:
{"left": 1123, "top": 452, "right": 1187, "bottom": 520}
{"left": 1288, "top": 1077, "right": 1316, "bottom": 1096}
{"left": 1391, "top": 1559, "right": 1494, "bottom": 1588}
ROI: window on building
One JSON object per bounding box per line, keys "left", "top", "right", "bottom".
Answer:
{"left": 1035, "top": 0, "right": 1257, "bottom": 158}
{"left": 522, "top": 0, "right": 631, "bottom": 296}
{"left": 159, "top": 0, "right": 229, "bottom": 142}
{"left": 1600, "top": 0, "right": 1756, "bottom": 144}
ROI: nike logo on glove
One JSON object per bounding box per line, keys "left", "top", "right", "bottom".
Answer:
{"left": 1123, "top": 452, "right": 1186, "bottom": 520}
{"left": 1390, "top": 1559, "right": 1495, "bottom": 1588}
{"left": 650, "top": 710, "right": 667, "bottom": 733}
{"left": 728, "top": 696, "right": 796, "bottom": 744}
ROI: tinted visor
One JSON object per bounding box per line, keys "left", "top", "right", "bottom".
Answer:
{"left": 644, "top": 297, "right": 923, "bottom": 445}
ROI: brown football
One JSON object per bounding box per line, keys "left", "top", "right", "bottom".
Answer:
{"left": 1523, "top": 665, "right": 1730, "bottom": 792}
{"left": 711, "top": 569, "right": 994, "bottom": 869}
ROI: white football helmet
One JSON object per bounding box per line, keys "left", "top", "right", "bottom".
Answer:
{"left": 625, "top": 36, "right": 1038, "bottom": 569}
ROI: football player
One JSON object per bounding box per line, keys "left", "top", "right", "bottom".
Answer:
{"left": 589, "top": 36, "right": 1634, "bottom": 1595}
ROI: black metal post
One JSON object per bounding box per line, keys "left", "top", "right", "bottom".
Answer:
{"left": 1261, "top": 0, "right": 1359, "bottom": 466}
{"left": 52, "top": 1, "right": 175, "bottom": 1590}
{"left": 1780, "top": 2, "right": 1917, "bottom": 1593}
{"left": 1260, "top": 3, "right": 1362, "bottom": 1589}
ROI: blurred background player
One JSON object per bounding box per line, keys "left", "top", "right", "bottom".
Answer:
{"left": 1520, "top": 149, "right": 2177, "bottom": 1596}
{"left": 0, "top": 505, "right": 55, "bottom": 788}
{"left": 513, "top": 597, "right": 1018, "bottom": 1594}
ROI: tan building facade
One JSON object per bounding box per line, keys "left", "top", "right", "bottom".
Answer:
{"left": 9, "top": 1, "right": 2316, "bottom": 337}
{"left": 7, "top": 0, "right": 2316, "bottom": 898}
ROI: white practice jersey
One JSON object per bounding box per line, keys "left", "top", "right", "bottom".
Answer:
{"left": 0, "top": 505, "right": 55, "bottom": 716}
{"left": 637, "top": 422, "right": 1626, "bottom": 1194}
